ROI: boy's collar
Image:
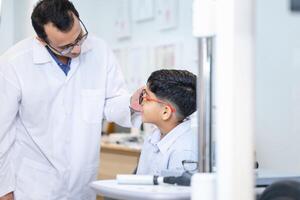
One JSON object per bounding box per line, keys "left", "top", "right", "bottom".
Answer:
{"left": 149, "top": 120, "right": 191, "bottom": 154}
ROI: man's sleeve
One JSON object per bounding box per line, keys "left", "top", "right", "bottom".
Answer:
{"left": 103, "top": 48, "right": 141, "bottom": 128}
{"left": 0, "top": 66, "right": 21, "bottom": 196}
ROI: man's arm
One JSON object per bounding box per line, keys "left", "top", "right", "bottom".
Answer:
{"left": 0, "top": 68, "right": 20, "bottom": 198}
{"left": 103, "top": 48, "right": 141, "bottom": 127}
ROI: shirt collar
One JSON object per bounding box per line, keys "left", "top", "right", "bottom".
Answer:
{"left": 148, "top": 120, "right": 191, "bottom": 155}
{"left": 46, "top": 46, "right": 71, "bottom": 67}
{"left": 33, "top": 36, "right": 93, "bottom": 64}
{"left": 33, "top": 37, "right": 52, "bottom": 64}
{"left": 148, "top": 129, "right": 161, "bottom": 145}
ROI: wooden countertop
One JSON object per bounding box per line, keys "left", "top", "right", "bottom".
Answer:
{"left": 101, "top": 142, "right": 141, "bottom": 157}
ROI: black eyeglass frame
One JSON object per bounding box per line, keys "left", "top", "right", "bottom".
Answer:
{"left": 45, "top": 18, "right": 88, "bottom": 56}
{"left": 182, "top": 160, "right": 199, "bottom": 172}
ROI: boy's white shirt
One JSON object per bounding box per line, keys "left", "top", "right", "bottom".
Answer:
{"left": 137, "top": 119, "right": 197, "bottom": 176}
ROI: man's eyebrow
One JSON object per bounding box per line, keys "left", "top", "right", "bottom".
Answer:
{"left": 58, "top": 31, "right": 83, "bottom": 49}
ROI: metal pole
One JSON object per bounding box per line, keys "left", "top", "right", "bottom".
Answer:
{"left": 197, "top": 37, "right": 214, "bottom": 173}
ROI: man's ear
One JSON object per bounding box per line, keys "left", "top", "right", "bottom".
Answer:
{"left": 36, "top": 36, "right": 47, "bottom": 46}
{"left": 161, "top": 106, "right": 172, "bottom": 121}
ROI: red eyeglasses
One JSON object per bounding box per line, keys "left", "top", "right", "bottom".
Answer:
{"left": 139, "top": 89, "right": 176, "bottom": 112}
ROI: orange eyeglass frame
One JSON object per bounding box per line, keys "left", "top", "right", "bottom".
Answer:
{"left": 139, "top": 89, "right": 176, "bottom": 112}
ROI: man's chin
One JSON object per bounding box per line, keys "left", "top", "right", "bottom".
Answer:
{"left": 67, "top": 53, "right": 80, "bottom": 58}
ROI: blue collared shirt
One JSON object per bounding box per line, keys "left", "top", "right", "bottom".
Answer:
{"left": 46, "top": 47, "right": 71, "bottom": 76}
{"left": 136, "top": 120, "right": 198, "bottom": 176}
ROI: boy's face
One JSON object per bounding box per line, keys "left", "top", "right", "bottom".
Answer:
{"left": 139, "top": 86, "right": 176, "bottom": 124}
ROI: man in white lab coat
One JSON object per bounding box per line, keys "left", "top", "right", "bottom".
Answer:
{"left": 0, "top": 0, "right": 141, "bottom": 199}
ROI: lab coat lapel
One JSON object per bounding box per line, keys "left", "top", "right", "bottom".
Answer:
{"left": 32, "top": 38, "right": 52, "bottom": 64}
{"left": 65, "top": 38, "right": 93, "bottom": 82}
{"left": 33, "top": 38, "right": 69, "bottom": 81}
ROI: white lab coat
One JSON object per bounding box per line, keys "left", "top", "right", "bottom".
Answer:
{"left": 0, "top": 36, "right": 133, "bottom": 200}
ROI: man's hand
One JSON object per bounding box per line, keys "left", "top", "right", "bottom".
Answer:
{"left": 130, "top": 86, "right": 144, "bottom": 113}
{"left": 0, "top": 192, "right": 14, "bottom": 200}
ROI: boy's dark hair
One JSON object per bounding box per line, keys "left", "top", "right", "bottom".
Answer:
{"left": 147, "top": 69, "right": 197, "bottom": 120}
{"left": 31, "top": 0, "right": 79, "bottom": 42}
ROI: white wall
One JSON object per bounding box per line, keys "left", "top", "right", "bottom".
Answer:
{"left": 72, "top": 0, "right": 197, "bottom": 91}
{"left": 255, "top": 0, "right": 300, "bottom": 172}
{"left": 73, "top": 0, "right": 195, "bottom": 50}
{"left": 0, "top": 0, "right": 15, "bottom": 54}
{"left": 14, "top": 0, "right": 37, "bottom": 43}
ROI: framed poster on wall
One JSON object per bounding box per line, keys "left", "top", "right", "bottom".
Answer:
{"left": 157, "top": 0, "right": 178, "bottom": 30}
{"left": 132, "top": 0, "right": 154, "bottom": 22}
{"left": 114, "top": 0, "right": 131, "bottom": 39}
{"left": 154, "top": 43, "right": 182, "bottom": 69}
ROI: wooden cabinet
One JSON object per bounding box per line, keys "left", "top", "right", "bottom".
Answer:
{"left": 97, "top": 143, "right": 141, "bottom": 180}
{"left": 96, "top": 143, "right": 140, "bottom": 200}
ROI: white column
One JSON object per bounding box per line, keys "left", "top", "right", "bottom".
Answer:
{"left": 215, "top": 0, "right": 255, "bottom": 199}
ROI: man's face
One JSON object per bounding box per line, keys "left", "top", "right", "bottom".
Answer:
{"left": 43, "top": 16, "right": 85, "bottom": 58}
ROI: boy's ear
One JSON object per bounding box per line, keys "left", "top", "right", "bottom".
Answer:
{"left": 161, "top": 106, "right": 172, "bottom": 121}
{"left": 36, "top": 36, "right": 47, "bottom": 46}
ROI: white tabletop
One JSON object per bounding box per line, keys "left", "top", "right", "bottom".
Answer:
{"left": 90, "top": 180, "right": 191, "bottom": 200}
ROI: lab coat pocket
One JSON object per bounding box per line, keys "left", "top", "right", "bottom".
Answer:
{"left": 81, "top": 89, "right": 105, "bottom": 124}
{"left": 15, "top": 158, "right": 57, "bottom": 200}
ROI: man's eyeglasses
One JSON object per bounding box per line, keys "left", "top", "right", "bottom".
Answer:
{"left": 182, "top": 160, "right": 198, "bottom": 172}
{"left": 138, "top": 89, "right": 176, "bottom": 112}
{"left": 46, "top": 18, "right": 88, "bottom": 56}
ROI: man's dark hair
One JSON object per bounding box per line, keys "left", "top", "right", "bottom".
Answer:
{"left": 31, "top": 0, "right": 79, "bottom": 42}
{"left": 147, "top": 69, "right": 197, "bottom": 120}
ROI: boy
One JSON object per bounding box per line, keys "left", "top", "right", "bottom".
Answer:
{"left": 136, "top": 69, "right": 198, "bottom": 176}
